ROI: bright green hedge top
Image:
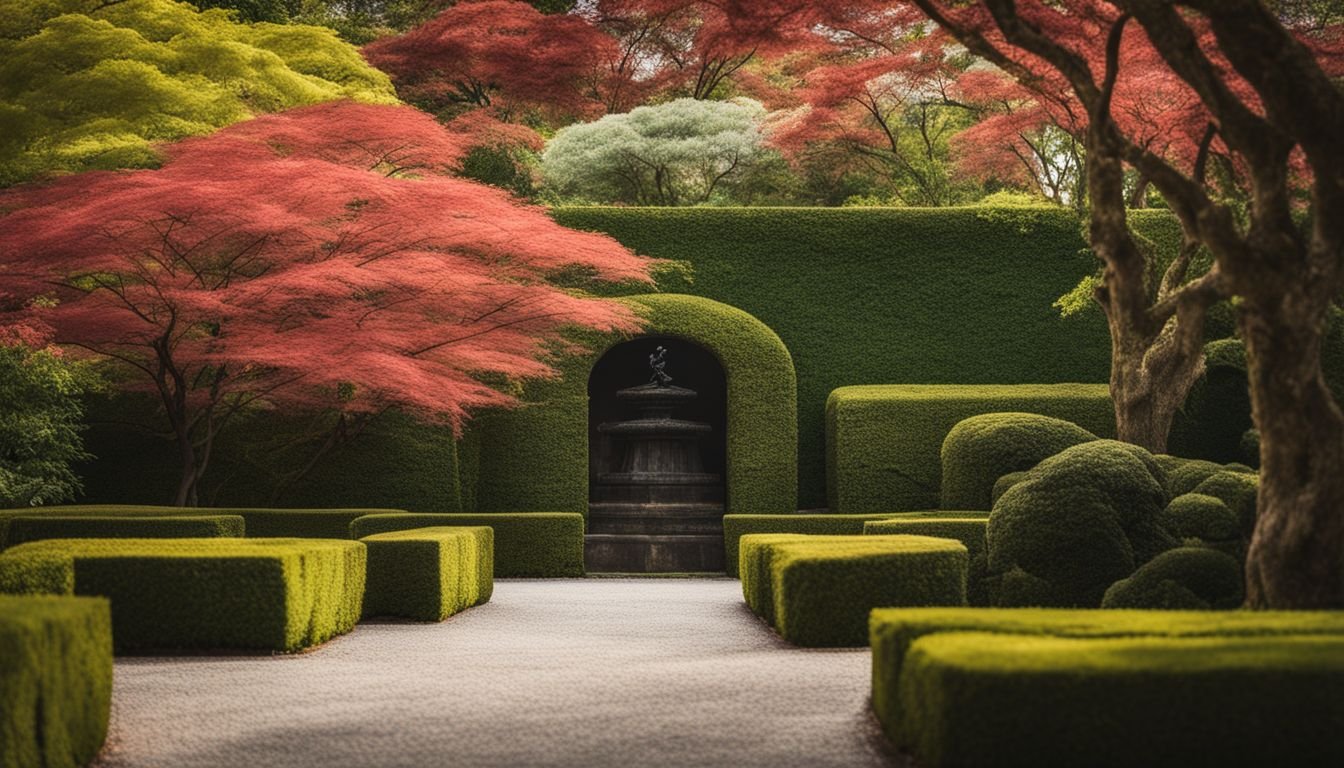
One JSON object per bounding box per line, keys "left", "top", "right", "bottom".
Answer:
{"left": 0, "top": 594, "right": 112, "bottom": 768}
{"left": 4, "top": 514, "right": 245, "bottom": 549}
{"left": 360, "top": 526, "right": 493, "bottom": 621}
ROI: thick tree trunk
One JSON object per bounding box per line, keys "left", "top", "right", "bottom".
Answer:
{"left": 1242, "top": 294, "right": 1344, "bottom": 608}
{"left": 1107, "top": 318, "right": 1206, "bottom": 454}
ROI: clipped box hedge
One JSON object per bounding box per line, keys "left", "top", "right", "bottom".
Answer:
{"left": 350, "top": 513, "right": 585, "bottom": 577}
{"left": 0, "top": 505, "right": 404, "bottom": 546}
{"left": 5, "top": 515, "right": 245, "bottom": 548}
{"left": 0, "top": 538, "right": 366, "bottom": 652}
{"left": 0, "top": 595, "right": 112, "bottom": 768}
{"left": 361, "top": 526, "right": 494, "bottom": 621}
{"left": 723, "top": 511, "right": 985, "bottom": 578}
{"left": 868, "top": 606, "right": 1344, "bottom": 749}
{"left": 898, "top": 631, "right": 1344, "bottom": 768}
{"left": 740, "top": 534, "right": 967, "bottom": 647}
{"left": 863, "top": 517, "right": 989, "bottom": 606}
{"left": 826, "top": 384, "right": 1114, "bottom": 512}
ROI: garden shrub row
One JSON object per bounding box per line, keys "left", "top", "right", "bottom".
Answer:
{"left": 361, "top": 526, "right": 494, "bottom": 621}
{"left": 868, "top": 606, "right": 1344, "bottom": 751}
{"left": 0, "top": 538, "right": 366, "bottom": 652}
{"left": 0, "top": 595, "right": 112, "bottom": 768}
{"left": 863, "top": 516, "right": 990, "bottom": 606}
{"left": 350, "top": 513, "right": 585, "bottom": 577}
{"left": 722, "top": 511, "right": 986, "bottom": 578}
{"left": 739, "top": 534, "right": 967, "bottom": 647}
{"left": 826, "top": 384, "right": 1114, "bottom": 513}
{"left": 4, "top": 515, "right": 245, "bottom": 548}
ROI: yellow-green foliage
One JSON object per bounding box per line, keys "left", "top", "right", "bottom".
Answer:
{"left": 0, "top": 504, "right": 401, "bottom": 545}
{"left": 350, "top": 513, "right": 585, "bottom": 578}
{"left": 864, "top": 517, "right": 989, "bottom": 606}
{"left": 939, "top": 412, "right": 1098, "bottom": 510}
{"left": 827, "top": 384, "right": 1115, "bottom": 513}
{"left": 0, "top": 537, "right": 365, "bottom": 651}
{"left": 741, "top": 534, "right": 967, "bottom": 647}
{"left": 0, "top": 0, "right": 396, "bottom": 185}
{"left": 895, "top": 631, "right": 1344, "bottom": 768}
{"left": 0, "top": 595, "right": 111, "bottom": 768}
{"left": 868, "top": 606, "right": 1344, "bottom": 750}
{"left": 466, "top": 294, "right": 798, "bottom": 516}
{"left": 360, "top": 526, "right": 493, "bottom": 622}
{"left": 1101, "top": 547, "right": 1244, "bottom": 610}
{"left": 5, "top": 514, "right": 244, "bottom": 548}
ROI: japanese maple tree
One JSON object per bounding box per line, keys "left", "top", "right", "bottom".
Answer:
{"left": 0, "top": 101, "right": 652, "bottom": 506}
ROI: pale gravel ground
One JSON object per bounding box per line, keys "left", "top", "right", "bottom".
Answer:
{"left": 91, "top": 578, "right": 910, "bottom": 768}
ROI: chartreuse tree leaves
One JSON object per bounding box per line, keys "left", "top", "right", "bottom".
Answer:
{"left": 0, "top": 0, "right": 396, "bottom": 186}
{"left": 0, "top": 101, "right": 653, "bottom": 505}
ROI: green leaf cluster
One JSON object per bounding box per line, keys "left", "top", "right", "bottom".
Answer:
{"left": 0, "top": 0, "right": 396, "bottom": 185}
{"left": 0, "top": 345, "right": 90, "bottom": 507}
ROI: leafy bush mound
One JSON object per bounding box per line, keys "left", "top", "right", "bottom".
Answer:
{"left": 0, "top": 537, "right": 365, "bottom": 652}
{"left": 1192, "top": 470, "right": 1260, "bottom": 536}
{"left": 1158, "top": 493, "right": 1241, "bottom": 553}
{"left": 990, "top": 471, "right": 1028, "bottom": 505}
{"left": 0, "top": 595, "right": 112, "bottom": 768}
{"left": 1102, "top": 547, "right": 1244, "bottom": 610}
{"left": 940, "top": 412, "right": 1098, "bottom": 510}
{"left": 986, "top": 440, "right": 1177, "bottom": 607}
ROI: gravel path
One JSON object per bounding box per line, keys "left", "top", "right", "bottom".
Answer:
{"left": 92, "top": 578, "right": 907, "bottom": 768}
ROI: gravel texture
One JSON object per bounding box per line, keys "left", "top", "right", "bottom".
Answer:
{"left": 92, "top": 578, "right": 906, "bottom": 767}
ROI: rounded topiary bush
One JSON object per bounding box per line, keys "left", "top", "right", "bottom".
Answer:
{"left": 1165, "top": 458, "right": 1252, "bottom": 498}
{"left": 986, "top": 440, "right": 1177, "bottom": 608}
{"left": 940, "top": 413, "right": 1098, "bottom": 511}
{"left": 990, "top": 471, "right": 1027, "bottom": 506}
{"left": 1159, "top": 493, "right": 1240, "bottom": 545}
{"left": 1101, "top": 547, "right": 1244, "bottom": 610}
{"left": 1192, "top": 470, "right": 1259, "bottom": 536}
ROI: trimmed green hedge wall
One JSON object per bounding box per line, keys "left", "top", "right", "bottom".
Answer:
{"left": 554, "top": 207, "right": 1160, "bottom": 507}
{"left": 5, "top": 515, "right": 245, "bottom": 548}
{"left": 0, "top": 595, "right": 112, "bottom": 768}
{"left": 896, "top": 632, "right": 1344, "bottom": 768}
{"left": 468, "top": 294, "right": 797, "bottom": 515}
{"left": 361, "top": 527, "right": 494, "bottom": 621}
{"left": 827, "top": 384, "right": 1115, "bottom": 512}
{"left": 0, "top": 538, "right": 366, "bottom": 652}
{"left": 744, "top": 534, "right": 968, "bottom": 647}
{"left": 350, "top": 513, "right": 585, "bottom": 577}
{"left": 0, "top": 505, "right": 402, "bottom": 544}
{"left": 868, "top": 606, "right": 1344, "bottom": 749}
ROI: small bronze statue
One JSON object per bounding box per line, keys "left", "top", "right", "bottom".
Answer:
{"left": 649, "top": 345, "right": 673, "bottom": 386}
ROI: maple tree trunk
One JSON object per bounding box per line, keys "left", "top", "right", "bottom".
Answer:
{"left": 1242, "top": 291, "right": 1344, "bottom": 608}
{"left": 1107, "top": 320, "right": 1204, "bottom": 454}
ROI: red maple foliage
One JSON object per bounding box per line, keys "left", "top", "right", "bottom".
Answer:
{"left": 0, "top": 101, "right": 652, "bottom": 505}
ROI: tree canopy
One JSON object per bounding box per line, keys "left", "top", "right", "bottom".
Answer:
{"left": 0, "top": 0, "right": 396, "bottom": 185}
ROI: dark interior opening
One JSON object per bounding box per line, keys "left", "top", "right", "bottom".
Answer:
{"left": 587, "top": 336, "right": 727, "bottom": 502}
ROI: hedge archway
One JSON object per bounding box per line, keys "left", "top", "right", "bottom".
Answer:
{"left": 464, "top": 294, "right": 798, "bottom": 515}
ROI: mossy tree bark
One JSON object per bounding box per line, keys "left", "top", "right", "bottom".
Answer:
{"left": 910, "top": 0, "right": 1344, "bottom": 607}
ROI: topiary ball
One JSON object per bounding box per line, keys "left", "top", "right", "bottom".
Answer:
{"left": 1159, "top": 493, "right": 1240, "bottom": 544}
{"left": 1191, "top": 471, "right": 1259, "bottom": 537}
{"left": 987, "top": 440, "right": 1177, "bottom": 608}
{"left": 940, "top": 413, "right": 1099, "bottom": 511}
{"left": 1101, "top": 547, "right": 1244, "bottom": 610}
{"left": 990, "top": 471, "right": 1028, "bottom": 506}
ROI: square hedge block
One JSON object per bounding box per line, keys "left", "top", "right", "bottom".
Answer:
{"left": 868, "top": 606, "right": 1344, "bottom": 749}
{"left": 825, "top": 384, "right": 1113, "bottom": 512}
{"left": 0, "top": 538, "right": 366, "bottom": 652}
{"left": 897, "top": 631, "right": 1344, "bottom": 768}
{"left": 863, "top": 517, "right": 989, "bottom": 605}
{"left": 5, "top": 515, "right": 245, "bottom": 549}
{"left": 350, "top": 513, "right": 584, "bottom": 577}
{"left": 361, "top": 526, "right": 494, "bottom": 621}
{"left": 0, "top": 595, "right": 112, "bottom": 768}
{"left": 740, "top": 534, "right": 967, "bottom": 647}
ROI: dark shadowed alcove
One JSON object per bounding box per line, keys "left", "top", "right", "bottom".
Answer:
{"left": 586, "top": 336, "right": 727, "bottom": 572}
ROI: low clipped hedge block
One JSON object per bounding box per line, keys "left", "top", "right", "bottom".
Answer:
{"left": 940, "top": 412, "right": 1098, "bottom": 511}
{"left": 826, "top": 384, "right": 1114, "bottom": 513}
{"left": 723, "top": 511, "right": 985, "bottom": 578}
{"left": 6, "top": 515, "right": 245, "bottom": 548}
{"left": 0, "top": 505, "right": 403, "bottom": 546}
{"left": 868, "top": 606, "right": 1344, "bottom": 749}
{"left": 0, "top": 538, "right": 365, "bottom": 652}
{"left": 750, "top": 535, "right": 968, "bottom": 647}
{"left": 897, "top": 632, "right": 1344, "bottom": 768}
{"left": 1102, "top": 547, "right": 1244, "bottom": 610}
{"left": 350, "top": 513, "right": 584, "bottom": 577}
{"left": 361, "top": 527, "right": 494, "bottom": 621}
{"left": 863, "top": 517, "right": 990, "bottom": 606}
{"left": 0, "top": 596, "right": 112, "bottom": 768}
